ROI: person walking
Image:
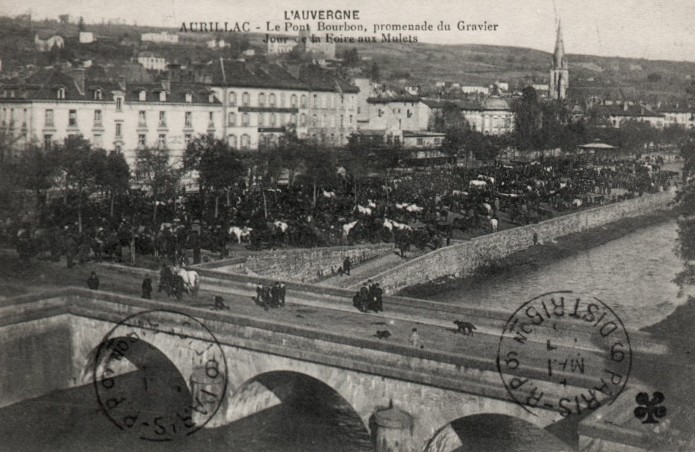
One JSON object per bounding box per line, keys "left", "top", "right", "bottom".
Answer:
{"left": 343, "top": 256, "right": 351, "bottom": 275}
{"left": 373, "top": 283, "right": 383, "bottom": 312}
{"left": 87, "top": 271, "right": 100, "bottom": 290}
{"left": 141, "top": 274, "right": 153, "bottom": 299}
{"left": 409, "top": 327, "right": 422, "bottom": 349}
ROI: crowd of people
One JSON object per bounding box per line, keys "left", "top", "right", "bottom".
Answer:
{"left": 1, "top": 156, "right": 678, "bottom": 269}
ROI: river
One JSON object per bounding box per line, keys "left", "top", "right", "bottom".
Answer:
{"left": 427, "top": 220, "right": 687, "bottom": 330}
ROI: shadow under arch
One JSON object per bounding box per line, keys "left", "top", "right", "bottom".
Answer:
{"left": 427, "top": 413, "right": 573, "bottom": 452}
{"left": 227, "top": 370, "right": 372, "bottom": 450}
{"left": 88, "top": 336, "right": 193, "bottom": 440}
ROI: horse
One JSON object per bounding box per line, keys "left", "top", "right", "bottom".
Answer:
{"left": 356, "top": 205, "right": 372, "bottom": 216}
{"left": 490, "top": 217, "right": 499, "bottom": 233}
{"left": 173, "top": 265, "right": 200, "bottom": 297}
{"left": 367, "top": 200, "right": 377, "bottom": 209}
{"left": 384, "top": 218, "right": 411, "bottom": 231}
{"left": 229, "top": 226, "right": 253, "bottom": 244}
{"left": 322, "top": 190, "right": 336, "bottom": 199}
{"left": 406, "top": 204, "right": 424, "bottom": 213}
{"left": 272, "top": 220, "right": 289, "bottom": 233}
{"left": 572, "top": 199, "right": 583, "bottom": 209}
{"left": 342, "top": 220, "right": 359, "bottom": 240}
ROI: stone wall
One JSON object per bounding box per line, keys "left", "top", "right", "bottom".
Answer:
{"left": 364, "top": 191, "right": 676, "bottom": 294}
{"left": 206, "top": 244, "right": 394, "bottom": 283}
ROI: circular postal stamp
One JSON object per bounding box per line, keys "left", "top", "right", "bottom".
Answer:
{"left": 93, "top": 309, "right": 228, "bottom": 441}
{"left": 496, "top": 291, "right": 632, "bottom": 417}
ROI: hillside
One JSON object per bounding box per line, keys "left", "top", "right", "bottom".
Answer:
{"left": 1, "top": 15, "right": 693, "bottom": 102}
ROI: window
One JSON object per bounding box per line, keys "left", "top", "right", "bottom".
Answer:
{"left": 269, "top": 93, "right": 276, "bottom": 107}
{"left": 57, "top": 87, "right": 66, "bottom": 99}
{"left": 158, "top": 134, "right": 166, "bottom": 149}
{"left": 115, "top": 123, "right": 122, "bottom": 137}
{"left": 349, "top": 115, "right": 353, "bottom": 124}
{"left": 258, "top": 113, "right": 264, "bottom": 127}
{"left": 313, "top": 95, "right": 318, "bottom": 108}
{"left": 159, "top": 91, "right": 167, "bottom": 102}
{"left": 68, "top": 110, "right": 77, "bottom": 127}
{"left": 185, "top": 134, "right": 192, "bottom": 144}
{"left": 139, "top": 111, "right": 146, "bottom": 126}
{"left": 258, "top": 93, "right": 266, "bottom": 106}
{"left": 208, "top": 111, "right": 214, "bottom": 126}
{"left": 94, "top": 110, "right": 102, "bottom": 125}
{"left": 290, "top": 113, "right": 297, "bottom": 124}
{"left": 229, "top": 92, "right": 236, "bottom": 106}
{"left": 116, "top": 97, "right": 122, "bottom": 111}
{"left": 208, "top": 93, "right": 215, "bottom": 103}
{"left": 44, "top": 134, "right": 52, "bottom": 150}
{"left": 159, "top": 111, "right": 166, "bottom": 127}
{"left": 227, "top": 112, "right": 236, "bottom": 126}
{"left": 301, "top": 95, "right": 307, "bottom": 108}
{"left": 291, "top": 94, "right": 298, "bottom": 108}
{"left": 93, "top": 134, "right": 102, "bottom": 148}
{"left": 357, "top": 106, "right": 361, "bottom": 114}
{"left": 280, "top": 92, "right": 286, "bottom": 107}
{"left": 417, "top": 137, "right": 424, "bottom": 146}
{"left": 139, "top": 90, "right": 147, "bottom": 101}
{"left": 228, "top": 134, "right": 237, "bottom": 148}
{"left": 270, "top": 113, "right": 276, "bottom": 127}
{"left": 242, "top": 113, "right": 249, "bottom": 126}
{"left": 45, "top": 109, "right": 54, "bottom": 127}
{"left": 312, "top": 114, "right": 317, "bottom": 127}
{"left": 185, "top": 92, "right": 192, "bottom": 103}
{"left": 242, "top": 92, "right": 250, "bottom": 106}
{"left": 94, "top": 89, "right": 103, "bottom": 100}
{"left": 185, "top": 111, "right": 192, "bottom": 127}
{"left": 300, "top": 113, "right": 307, "bottom": 126}
{"left": 340, "top": 115, "right": 344, "bottom": 127}
{"left": 138, "top": 134, "right": 146, "bottom": 149}
{"left": 241, "top": 134, "right": 250, "bottom": 149}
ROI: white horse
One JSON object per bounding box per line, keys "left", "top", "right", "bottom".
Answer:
{"left": 356, "top": 204, "right": 372, "bottom": 216}
{"left": 342, "top": 220, "right": 359, "bottom": 239}
{"left": 272, "top": 220, "right": 288, "bottom": 233}
{"left": 384, "top": 218, "right": 411, "bottom": 231}
{"left": 572, "top": 199, "right": 583, "bottom": 209}
{"left": 367, "top": 199, "right": 377, "bottom": 209}
{"left": 229, "top": 226, "right": 253, "bottom": 244}
{"left": 395, "top": 202, "right": 408, "bottom": 210}
{"left": 173, "top": 266, "right": 200, "bottom": 297}
{"left": 469, "top": 180, "right": 487, "bottom": 188}
{"left": 490, "top": 217, "right": 499, "bottom": 233}
{"left": 406, "top": 204, "right": 423, "bottom": 213}
{"left": 322, "top": 190, "right": 336, "bottom": 199}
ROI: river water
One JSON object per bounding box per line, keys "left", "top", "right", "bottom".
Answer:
{"left": 428, "top": 220, "right": 687, "bottom": 330}
{"left": 0, "top": 222, "right": 685, "bottom": 451}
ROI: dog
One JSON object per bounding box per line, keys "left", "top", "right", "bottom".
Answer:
{"left": 375, "top": 330, "right": 392, "bottom": 339}
{"left": 212, "top": 295, "right": 229, "bottom": 310}
{"left": 454, "top": 320, "right": 477, "bottom": 336}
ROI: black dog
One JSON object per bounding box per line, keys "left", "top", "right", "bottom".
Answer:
{"left": 212, "top": 295, "right": 229, "bottom": 310}
{"left": 454, "top": 320, "right": 477, "bottom": 336}
{"left": 375, "top": 330, "right": 392, "bottom": 339}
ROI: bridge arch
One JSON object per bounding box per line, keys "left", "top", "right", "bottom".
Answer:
{"left": 226, "top": 370, "right": 372, "bottom": 448}
{"left": 425, "top": 413, "right": 571, "bottom": 452}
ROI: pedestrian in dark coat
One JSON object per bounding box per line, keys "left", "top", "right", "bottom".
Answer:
{"left": 142, "top": 274, "right": 153, "bottom": 299}
{"left": 87, "top": 271, "right": 100, "bottom": 290}
{"left": 373, "top": 283, "right": 383, "bottom": 312}
{"left": 271, "top": 282, "right": 281, "bottom": 308}
{"left": 359, "top": 283, "right": 369, "bottom": 312}
{"left": 343, "top": 256, "right": 351, "bottom": 275}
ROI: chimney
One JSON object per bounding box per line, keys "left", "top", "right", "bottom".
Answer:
{"left": 161, "top": 74, "right": 171, "bottom": 92}
{"left": 117, "top": 75, "right": 126, "bottom": 91}
{"left": 73, "top": 68, "right": 85, "bottom": 95}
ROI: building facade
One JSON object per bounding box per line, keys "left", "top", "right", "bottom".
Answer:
{"left": 141, "top": 32, "right": 179, "bottom": 44}
{"left": 0, "top": 68, "right": 222, "bottom": 166}
{"left": 137, "top": 52, "right": 167, "bottom": 71}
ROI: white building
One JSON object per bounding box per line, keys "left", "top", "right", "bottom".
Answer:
{"left": 79, "top": 32, "right": 95, "bottom": 43}
{"left": 364, "top": 94, "right": 431, "bottom": 132}
{"left": 0, "top": 68, "right": 222, "bottom": 166}
{"left": 206, "top": 38, "right": 229, "bottom": 49}
{"left": 266, "top": 36, "right": 298, "bottom": 55}
{"left": 137, "top": 52, "right": 167, "bottom": 71}
{"left": 141, "top": 32, "right": 179, "bottom": 44}
{"left": 461, "top": 85, "right": 490, "bottom": 95}
{"left": 658, "top": 106, "right": 695, "bottom": 129}
{"left": 208, "top": 60, "right": 358, "bottom": 150}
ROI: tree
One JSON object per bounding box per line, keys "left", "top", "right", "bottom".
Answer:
{"left": 369, "top": 62, "right": 381, "bottom": 82}
{"left": 135, "top": 147, "right": 181, "bottom": 223}
{"left": 342, "top": 48, "right": 359, "bottom": 66}
{"left": 101, "top": 151, "right": 131, "bottom": 217}
{"left": 513, "top": 87, "right": 543, "bottom": 150}
{"left": 53, "top": 135, "right": 105, "bottom": 232}
{"left": 184, "top": 135, "right": 245, "bottom": 217}
{"left": 16, "top": 145, "right": 57, "bottom": 210}
{"left": 302, "top": 145, "right": 338, "bottom": 208}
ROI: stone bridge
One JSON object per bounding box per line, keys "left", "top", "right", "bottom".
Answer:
{"left": 0, "top": 287, "right": 661, "bottom": 451}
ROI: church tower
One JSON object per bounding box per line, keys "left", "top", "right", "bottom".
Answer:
{"left": 549, "top": 21, "right": 568, "bottom": 100}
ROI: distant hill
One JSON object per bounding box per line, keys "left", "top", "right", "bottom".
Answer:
{"left": 1, "top": 15, "right": 693, "bottom": 102}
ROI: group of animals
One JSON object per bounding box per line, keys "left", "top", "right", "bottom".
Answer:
{"left": 375, "top": 320, "right": 477, "bottom": 340}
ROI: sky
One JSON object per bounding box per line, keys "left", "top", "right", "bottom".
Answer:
{"left": 2, "top": 0, "right": 695, "bottom": 62}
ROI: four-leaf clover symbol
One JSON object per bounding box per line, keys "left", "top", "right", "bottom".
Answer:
{"left": 634, "top": 392, "right": 666, "bottom": 424}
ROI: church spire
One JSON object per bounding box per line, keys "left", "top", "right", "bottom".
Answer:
{"left": 553, "top": 20, "right": 567, "bottom": 69}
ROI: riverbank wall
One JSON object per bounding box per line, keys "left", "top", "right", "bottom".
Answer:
{"left": 361, "top": 190, "right": 677, "bottom": 295}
